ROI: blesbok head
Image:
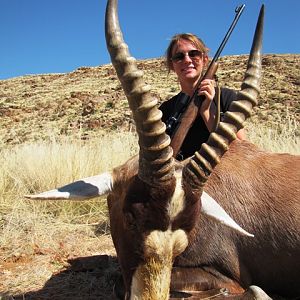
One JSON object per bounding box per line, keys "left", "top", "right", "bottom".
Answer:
{"left": 27, "top": 0, "right": 264, "bottom": 299}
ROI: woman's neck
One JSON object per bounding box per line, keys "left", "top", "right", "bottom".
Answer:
{"left": 180, "top": 78, "right": 199, "bottom": 96}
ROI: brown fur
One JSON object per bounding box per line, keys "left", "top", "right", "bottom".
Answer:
{"left": 108, "top": 140, "right": 300, "bottom": 298}
{"left": 175, "top": 140, "right": 300, "bottom": 297}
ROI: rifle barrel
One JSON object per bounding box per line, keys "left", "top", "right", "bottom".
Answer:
{"left": 204, "top": 4, "right": 245, "bottom": 77}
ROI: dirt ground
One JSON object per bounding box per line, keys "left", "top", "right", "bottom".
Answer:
{"left": 0, "top": 235, "right": 120, "bottom": 300}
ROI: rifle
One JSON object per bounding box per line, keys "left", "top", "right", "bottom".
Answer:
{"left": 166, "top": 4, "right": 245, "bottom": 158}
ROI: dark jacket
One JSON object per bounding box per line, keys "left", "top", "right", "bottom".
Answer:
{"left": 159, "top": 87, "right": 238, "bottom": 160}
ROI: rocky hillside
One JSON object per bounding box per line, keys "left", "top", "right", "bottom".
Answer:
{"left": 0, "top": 54, "right": 299, "bottom": 145}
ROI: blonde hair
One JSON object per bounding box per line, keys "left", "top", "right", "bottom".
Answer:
{"left": 165, "top": 33, "right": 209, "bottom": 72}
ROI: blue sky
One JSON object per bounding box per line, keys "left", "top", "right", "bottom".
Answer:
{"left": 1, "top": 0, "right": 299, "bottom": 80}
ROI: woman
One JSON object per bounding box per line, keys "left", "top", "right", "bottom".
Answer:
{"left": 160, "top": 33, "right": 246, "bottom": 160}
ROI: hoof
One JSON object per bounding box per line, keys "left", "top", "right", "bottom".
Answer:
{"left": 244, "top": 285, "right": 272, "bottom": 300}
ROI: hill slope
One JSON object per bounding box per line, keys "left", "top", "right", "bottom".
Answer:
{"left": 0, "top": 54, "right": 299, "bottom": 145}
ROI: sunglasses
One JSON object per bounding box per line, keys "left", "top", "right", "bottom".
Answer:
{"left": 171, "top": 50, "right": 203, "bottom": 63}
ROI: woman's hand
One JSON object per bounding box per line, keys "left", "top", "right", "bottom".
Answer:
{"left": 197, "top": 79, "right": 215, "bottom": 103}
{"left": 197, "top": 79, "right": 216, "bottom": 132}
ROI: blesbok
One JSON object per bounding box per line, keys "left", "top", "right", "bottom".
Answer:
{"left": 26, "top": 0, "right": 300, "bottom": 299}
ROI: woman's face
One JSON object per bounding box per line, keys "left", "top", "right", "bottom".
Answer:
{"left": 171, "top": 39, "right": 207, "bottom": 84}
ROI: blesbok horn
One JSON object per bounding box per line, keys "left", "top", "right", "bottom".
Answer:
{"left": 105, "top": 0, "right": 174, "bottom": 185}
{"left": 183, "top": 5, "right": 264, "bottom": 189}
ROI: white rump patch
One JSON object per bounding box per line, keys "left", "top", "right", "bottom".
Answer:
{"left": 25, "top": 172, "right": 113, "bottom": 200}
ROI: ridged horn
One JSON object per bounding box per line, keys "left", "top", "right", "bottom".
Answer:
{"left": 105, "top": 0, "right": 174, "bottom": 184}
{"left": 183, "top": 5, "right": 264, "bottom": 189}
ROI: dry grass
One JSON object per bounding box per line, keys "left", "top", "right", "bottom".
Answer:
{"left": 1, "top": 121, "right": 298, "bottom": 253}
{"left": 1, "top": 131, "right": 138, "bottom": 254}
{"left": 247, "top": 114, "right": 299, "bottom": 155}
{"left": 0, "top": 123, "right": 299, "bottom": 299}
{"left": 0, "top": 132, "right": 138, "bottom": 299}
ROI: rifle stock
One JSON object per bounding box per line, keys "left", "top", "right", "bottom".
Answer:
{"left": 170, "top": 62, "right": 218, "bottom": 158}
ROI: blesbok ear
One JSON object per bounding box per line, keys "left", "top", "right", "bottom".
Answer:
{"left": 25, "top": 172, "right": 113, "bottom": 200}
{"left": 201, "top": 191, "right": 254, "bottom": 237}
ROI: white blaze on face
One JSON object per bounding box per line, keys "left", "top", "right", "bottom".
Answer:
{"left": 130, "top": 174, "right": 188, "bottom": 300}
{"left": 167, "top": 171, "right": 185, "bottom": 221}
{"left": 131, "top": 229, "right": 188, "bottom": 300}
